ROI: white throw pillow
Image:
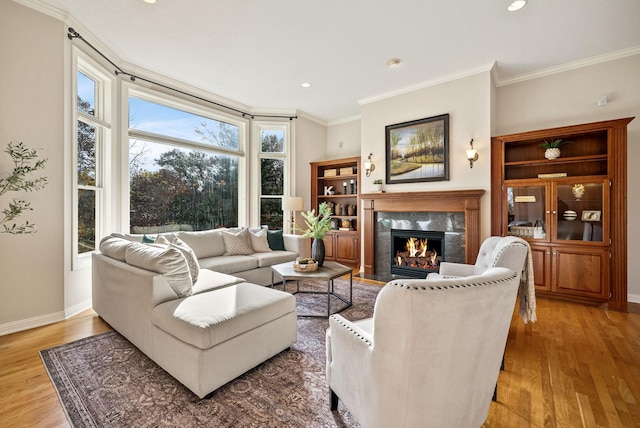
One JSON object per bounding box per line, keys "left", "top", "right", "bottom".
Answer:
{"left": 249, "top": 228, "right": 272, "bottom": 253}
{"left": 125, "top": 242, "right": 193, "bottom": 298}
{"left": 222, "top": 228, "right": 254, "bottom": 256}
{"left": 156, "top": 235, "right": 200, "bottom": 284}
{"left": 99, "top": 235, "right": 132, "bottom": 261}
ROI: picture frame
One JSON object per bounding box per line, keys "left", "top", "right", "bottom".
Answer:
{"left": 581, "top": 210, "right": 601, "bottom": 221}
{"left": 385, "top": 114, "right": 449, "bottom": 184}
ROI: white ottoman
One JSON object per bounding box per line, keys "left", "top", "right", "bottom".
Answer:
{"left": 150, "top": 282, "right": 297, "bottom": 398}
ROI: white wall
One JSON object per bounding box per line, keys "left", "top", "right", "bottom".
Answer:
{"left": 0, "top": 1, "right": 67, "bottom": 332}
{"left": 494, "top": 54, "right": 640, "bottom": 300}
{"left": 326, "top": 119, "right": 361, "bottom": 159}
{"left": 359, "top": 71, "right": 493, "bottom": 233}
{"left": 293, "top": 115, "right": 327, "bottom": 215}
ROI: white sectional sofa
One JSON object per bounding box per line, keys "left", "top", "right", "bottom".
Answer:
{"left": 92, "top": 227, "right": 309, "bottom": 398}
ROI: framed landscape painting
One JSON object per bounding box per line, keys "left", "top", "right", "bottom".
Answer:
{"left": 385, "top": 114, "right": 449, "bottom": 184}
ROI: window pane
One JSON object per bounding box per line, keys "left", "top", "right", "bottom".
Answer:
{"left": 260, "top": 198, "right": 283, "bottom": 230}
{"left": 129, "top": 97, "right": 239, "bottom": 150}
{"left": 261, "top": 158, "right": 284, "bottom": 195}
{"left": 77, "top": 121, "right": 96, "bottom": 186}
{"left": 261, "top": 129, "right": 284, "bottom": 153}
{"left": 77, "top": 72, "right": 95, "bottom": 115}
{"left": 129, "top": 139, "right": 238, "bottom": 231}
{"left": 78, "top": 189, "right": 96, "bottom": 253}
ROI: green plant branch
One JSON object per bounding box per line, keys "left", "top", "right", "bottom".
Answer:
{"left": 1, "top": 142, "right": 48, "bottom": 235}
{"left": 297, "top": 201, "right": 332, "bottom": 240}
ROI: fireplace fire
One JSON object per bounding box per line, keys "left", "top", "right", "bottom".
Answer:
{"left": 390, "top": 229, "right": 445, "bottom": 278}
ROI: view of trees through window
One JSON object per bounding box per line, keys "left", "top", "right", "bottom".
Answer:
{"left": 128, "top": 97, "right": 240, "bottom": 232}
{"left": 259, "top": 129, "right": 285, "bottom": 230}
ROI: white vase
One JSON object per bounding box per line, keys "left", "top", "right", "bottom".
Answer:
{"left": 374, "top": 183, "right": 383, "bottom": 191}
{"left": 545, "top": 148, "right": 561, "bottom": 160}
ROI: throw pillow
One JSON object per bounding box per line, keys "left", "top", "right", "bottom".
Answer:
{"left": 222, "top": 228, "right": 254, "bottom": 256}
{"left": 125, "top": 242, "right": 193, "bottom": 298}
{"left": 267, "top": 229, "right": 286, "bottom": 251}
{"left": 249, "top": 228, "right": 272, "bottom": 253}
{"left": 156, "top": 235, "right": 200, "bottom": 284}
{"left": 142, "top": 234, "right": 155, "bottom": 243}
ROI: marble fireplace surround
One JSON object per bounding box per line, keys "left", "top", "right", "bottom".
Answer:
{"left": 360, "top": 190, "right": 485, "bottom": 276}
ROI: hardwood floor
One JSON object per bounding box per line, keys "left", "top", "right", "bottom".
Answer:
{"left": 1, "top": 296, "right": 639, "bottom": 427}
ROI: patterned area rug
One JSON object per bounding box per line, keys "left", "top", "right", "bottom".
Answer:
{"left": 40, "top": 279, "right": 380, "bottom": 427}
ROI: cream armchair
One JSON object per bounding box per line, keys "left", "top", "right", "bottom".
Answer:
{"left": 429, "top": 236, "right": 529, "bottom": 280}
{"left": 325, "top": 267, "right": 520, "bottom": 428}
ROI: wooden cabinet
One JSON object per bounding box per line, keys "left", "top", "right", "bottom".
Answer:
{"left": 311, "top": 157, "right": 361, "bottom": 268}
{"left": 491, "top": 117, "right": 633, "bottom": 310}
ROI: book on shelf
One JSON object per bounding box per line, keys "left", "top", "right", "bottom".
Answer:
{"left": 537, "top": 172, "right": 567, "bottom": 178}
{"left": 338, "top": 227, "right": 354, "bottom": 231}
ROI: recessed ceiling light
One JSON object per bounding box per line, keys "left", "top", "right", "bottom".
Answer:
{"left": 386, "top": 58, "right": 401, "bottom": 68}
{"left": 301, "top": 82, "right": 311, "bottom": 88}
{"left": 143, "top": 0, "right": 156, "bottom": 4}
{"left": 507, "top": 0, "right": 527, "bottom": 12}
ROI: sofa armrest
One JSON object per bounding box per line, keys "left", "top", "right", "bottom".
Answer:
{"left": 326, "top": 314, "right": 373, "bottom": 387}
{"left": 283, "top": 234, "right": 311, "bottom": 258}
{"left": 438, "top": 262, "right": 476, "bottom": 277}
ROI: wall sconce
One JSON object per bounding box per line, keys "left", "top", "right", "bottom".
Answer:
{"left": 466, "top": 139, "right": 479, "bottom": 168}
{"left": 364, "top": 153, "right": 375, "bottom": 177}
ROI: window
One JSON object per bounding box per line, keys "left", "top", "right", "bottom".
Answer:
{"left": 127, "top": 92, "right": 246, "bottom": 233}
{"left": 255, "top": 123, "right": 290, "bottom": 230}
{"left": 74, "top": 57, "right": 111, "bottom": 259}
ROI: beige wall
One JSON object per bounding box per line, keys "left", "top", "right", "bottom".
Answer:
{"left": 494, "top": 54, "right": 640, "bottom": 301}
{"left": 326, "top": 119, "right": 361, "bottom": 159}
{"left": 0, "top": 2, "right": 66, "bottom": 330}
{"left": 293, "top": 115, "right": 327, "bottom": 214}
{"left": 359, "top": 71, "right": 493, "bottom": 234}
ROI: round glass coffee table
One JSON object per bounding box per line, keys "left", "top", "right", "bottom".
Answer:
{"left": 270, "top": 261, "right": 353, "bottom": 318}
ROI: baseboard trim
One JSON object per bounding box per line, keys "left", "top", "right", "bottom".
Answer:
{"left": 628, "top": 293, "right": 640, "bottom": 304}
{"left": 0, "top": 300, "right": 92, "bottom": 336}
{"left": 0, "top": 311, "right": 65, "bottom": 336}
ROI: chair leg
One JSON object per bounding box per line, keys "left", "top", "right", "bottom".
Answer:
{"left": 330, "top": 388, "right": 339, "bottom": 411}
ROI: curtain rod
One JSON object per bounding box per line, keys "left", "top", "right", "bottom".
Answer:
{"left": 67, "top": 27, "right": 297, "bottom": 121}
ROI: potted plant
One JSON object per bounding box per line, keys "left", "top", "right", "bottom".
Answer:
{"left": 373, "top": 179, "right": 383, "bottom": 191}
{"left": 539, "top": 139, "right": 570, "bottom": 160}
{"left": 298, "top": 201, "right": 332, "bottom": 266}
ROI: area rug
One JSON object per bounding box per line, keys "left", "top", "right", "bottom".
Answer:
{"left": 40, "top": 279, "right": 381, "bottom": 427}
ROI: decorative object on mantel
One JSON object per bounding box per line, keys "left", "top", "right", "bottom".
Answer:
{"left": 0, "top": 142, "right": 48, "bottom": 235}
{"left": 299, "top": 201, "right": 332, "bottom": 266}
{"left": 539, "top": 139, "right": 570, "bottom": 160}
{"left": 385, "top": 113, "right": 450, "bottom": 184}
{"left": 373, "top": 179, "right": 383, "bottom": 192}
{"left": 572, "top": 184, "right": 585, "bottom": 200}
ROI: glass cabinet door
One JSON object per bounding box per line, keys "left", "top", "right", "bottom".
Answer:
{"left": 555, "top": 181, "right": 606, "bottom": 243}
{"left": 506, "top": 185, "right": 547, "bottom": 239}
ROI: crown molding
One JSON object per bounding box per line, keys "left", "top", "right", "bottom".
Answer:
{"left": 494, "top": 45, "right": 640, "bottom": 87}
{"left": 13, "top": 0, "right": 66, "bottom": 20}
{"left": 358, "top": 62, "right": 495, "bottom": 106}
{"left": 328, "top": 115, "right": 361, "bottom": 127}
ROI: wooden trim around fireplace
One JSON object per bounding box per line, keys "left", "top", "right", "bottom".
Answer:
{"left": 360, "top": 189, "right": 485, "bottom": 275}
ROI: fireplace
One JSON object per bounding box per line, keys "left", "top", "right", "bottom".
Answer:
{"left": 391, "top": 229, "right": 445, "bottom": 278}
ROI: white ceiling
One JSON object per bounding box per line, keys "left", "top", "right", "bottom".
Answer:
{"left": 34, "top": 0, "right": 640, "bottom": 123}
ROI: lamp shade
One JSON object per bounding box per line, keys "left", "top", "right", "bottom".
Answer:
{"left": 282, "top": 196, "right": 304, "bottom": 211}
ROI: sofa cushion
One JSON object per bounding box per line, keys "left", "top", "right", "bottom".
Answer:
{"left": 151, "top": 283, "right": 295, "bottom": 349}
{"left": 190, "top": 269, "right": 245, "bottom": 295}
{"left": 125, "top": 242, "right": 193, "bottom": 298}
{"left": 249, "top": 228, "right": 272, "bottom": 253}
{"left": 156, "top": 235, "right": 200, "bottom": 284}
{"left": 99, "top": 235, "right": 132, "bottom": 262}
{"left": 267, "top": 230, "right": 286, "bottom": 251}
{"left": 222, "top": 228, "right": 254, "bottom": 256}
{"left": 198, "top": 255, "right": 259, "bottom": 274}
{"left": 176, "top": 229, "right": 226, "bottom": 259}
{"left": 250, "top": 251, "right": 298, "bottom": 268}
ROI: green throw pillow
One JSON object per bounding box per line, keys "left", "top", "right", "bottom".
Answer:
{"left": 142, "top": 234, "right": 155, "bottom": 243}
{"left": 267, "top": 230, "right": 285, "bottom": 251}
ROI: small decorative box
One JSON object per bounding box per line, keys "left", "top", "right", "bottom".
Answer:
{"left": 339, "top": 167, "right": 355, "bottom": 176}
{"left": 324, "top": 169, "right": 337, "bottom": 177}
